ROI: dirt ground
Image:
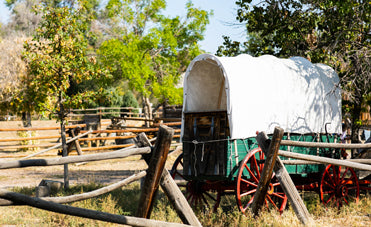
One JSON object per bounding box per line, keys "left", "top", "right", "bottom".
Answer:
{"left": 0, "top": 120, "right": 181, "bottom": 189}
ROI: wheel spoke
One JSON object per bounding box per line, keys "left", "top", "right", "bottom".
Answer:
{"left": 266, "top": 195, "right": 279, "bottom": 210}
{"left": 250, "top": 155, "right": 261, "bottom": 179}
{"left": 271, "top": 192, "right": 286, "bottom": 200}
{"left": 244, "top": 164, "right": 260, "bottom": 184}
{"left": 323, "top": 180, "right": 336, "bottom": 189}
{"left": 322, "top": 189, "right": 335, "bottom": 194}
{"left": 175, "top": 171, "right": 184, "bottom": 179}
{"left": 324, "top": 168, "right": 336, "bottom": 186}
{"left": 346, "top": 186, "right": 357, "bottom": 190}
{"left": 204, "top": 191, "right": 217, "bottom": 202}
{"left": 178, "top": 183, "right": 187, "bottom": 188}
{"left": 332, "top": 165, "right": 341, "bottom": 184}
{"left": 201, "top": 194, "right": 209, "bottom": 206}
{"left": 241, "top": 189, "right": 256, "bottom": 197}
{"left": 340, "top": 167, "right": 349, "bottom": 182}
{"left": 325, "top": 193, "right": 336, "bottom": 205}
{"left": 240, "top": 178, "right": 258, "bottom": 187}
{"left": 243, "top": 196, "right": 255, "bottom": 212}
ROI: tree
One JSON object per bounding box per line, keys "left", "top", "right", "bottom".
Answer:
{"left": 97, "top": 0, "right": 211, "bottom": 124}
{"left": 217, "top": 0, "right": 370, "bottom": 144}
{"left": 3, "top": 0, "right": 42, "bottom": 37}
{"left": 18, "top": 3, "right": 105, "bottom": 187}
{"left": 3, "top": 0, "right": 100, "bottom": 37}
{"left": 0, "top": 37, "right": 27, "bottom": 121}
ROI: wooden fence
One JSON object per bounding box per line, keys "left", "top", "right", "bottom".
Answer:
{"left": 0, "top": 125, "right": 201, "bottom": 227}
{"left": 251, "top": 127, "right": 371, "bottom": 225}
{"left": 0, "top": 117, "right": 181, "bottom": 157}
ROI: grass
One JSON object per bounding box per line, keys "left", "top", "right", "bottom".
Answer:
{"left": 0, "top": 182, "right": 370, "bottom": 227}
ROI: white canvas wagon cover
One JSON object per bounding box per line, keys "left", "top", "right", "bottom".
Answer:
{"left": 182, "top": 54, "right": 342, "bottom": 139}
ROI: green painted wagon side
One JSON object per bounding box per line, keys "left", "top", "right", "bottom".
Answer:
{"left": 225, "top": 134, "right": 338, "bottom": 180}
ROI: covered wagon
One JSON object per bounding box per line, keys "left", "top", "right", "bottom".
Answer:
{"left": 170, "top": 54, "right": 359, "bottom": 213}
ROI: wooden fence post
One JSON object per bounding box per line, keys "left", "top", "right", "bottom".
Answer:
{"left": 251, "top": 127, "right": 284, "bottom": 216}
{"left": 135, "top": 132, "right": 202, "bottom": 227}
{"left": 136, "top": 125, "right": 174, "bottom": 219}
{"left": 256, "top": 128, "right": 313, "bottom": 225}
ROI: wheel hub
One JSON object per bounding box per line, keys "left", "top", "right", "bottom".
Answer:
{"left": 267, "top": 183, "right": 274, "bottom": 195}
{"left": 336, "top": 185, "right": 348, "bottom": 198}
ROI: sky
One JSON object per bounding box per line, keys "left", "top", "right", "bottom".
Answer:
{"left": 0, "top": 0, "right": 247, "bottom": 54}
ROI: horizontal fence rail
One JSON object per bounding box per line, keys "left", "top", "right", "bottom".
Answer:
{"left": 280, "top": 140, "right": 371, "bottom": 149}
{"left": 0, "top": 147, "right": 151, "bottom": 169}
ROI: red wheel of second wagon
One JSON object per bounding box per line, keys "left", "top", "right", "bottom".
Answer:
{"left": 320, "top": 164, "right": 359, "bottom": 208}
{"left": 236, "top": 148, "right": 287, "bottom": 214}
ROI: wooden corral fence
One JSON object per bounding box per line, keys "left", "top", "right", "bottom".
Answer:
{"left": 0, "top": 117, "right": 181, "bottom": 157}
{"left": 0, "top": 125, "right": 201, "bottom": 227}
{"left": 252, "top": 127, "right": 371, "bottom": 225}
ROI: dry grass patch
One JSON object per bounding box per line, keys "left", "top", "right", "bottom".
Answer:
{"left": 0, "top": 182, "right": 369, "bottom": 227}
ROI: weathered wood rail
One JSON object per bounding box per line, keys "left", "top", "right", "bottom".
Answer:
{"left": 0, "top": 125, "right": 200, "bottom": 227}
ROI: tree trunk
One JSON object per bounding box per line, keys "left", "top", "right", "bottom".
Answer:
{"left": 21, "top": 111, "right": 32, "bottom": 128}
{"left": 142, "top": 96, "right": 152, "bottom": 127}
{"left": 58, "top": 91, "right": 69, "bottom": 189}
{"left": 61, "top": 119, "right": 69, "bottom": 189}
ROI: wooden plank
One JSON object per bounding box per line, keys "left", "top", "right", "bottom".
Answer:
{"left": 78, "top": 135, "right": 136, "bottom": 141}
{"left": 80, "top": 128, "right": 181, "bottom": 134}
{"left": 0, "top": 143, "right": 60, "bottom": 149}
{"left": 136, "top": 125, "right": 174, "bottom": 219}
{"left": 135, "top": 133, "right": 201, "bottom": 227}
{"left": 251, "top": 127, "right": 284, "bottom": 216}
{"left": 80, "top": 144, "right": 134, "bottom": 152}
{"left": 0, "top": 124, "right": 86, "bottom": 132}
{"left": 70, "top": 129, "right": 83, "bottom": 155}
{"left": 278, "top": 150, "right": 371, "bottom": 171}
{"left": 1, "top": 171, "right": 146, "bottom": 206}
{"left": 256, "top": 129, "right": 313, "bottom": 225}
{"left": 280, "top": 140, "right": 371, "bottom": 149}
{"left": 0, "top": 147, "right": 151, "bottom": 169}
{"left": 0, "top": 135, "right": 61, "bottom": 142}
{"left": 281, "top": 158, "right": 371, "bottom": 165}
{"left": 159, "top": 168, "right": 202, "bottom": 227}
{"left": 20, "top": 130, "right": 93, "bottom": 160}
{"left": 0, "top": 189, "right": 190, "bottom": 227}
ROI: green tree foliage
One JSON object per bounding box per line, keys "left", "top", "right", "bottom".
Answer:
{"left": 217, "top": 0, "right": 370, "bottom": 143}
{"left": 98, "top": 0, "right": 211, "bottom": 119}
{"left": 15, "top": 4, "right": 106, "bottom": 177}
{"left": 122, "top": 91, "right": 139, "bottom": 113}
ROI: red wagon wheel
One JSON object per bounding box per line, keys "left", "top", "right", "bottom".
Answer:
{"left": 170, "top": 153, "right": 222, "bottom": 212}
{"left": 320, "top": 164, "right": 359, "bottom": 208}
{"left": 236, "top": 148, "right": 287, "bottom": 214}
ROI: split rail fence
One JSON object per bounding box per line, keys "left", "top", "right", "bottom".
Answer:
{"left": 0, "top": 125, "right": 201, "bottom": 227}
{"left": 251, "top": 127, "right": 371, "bottom": 225}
